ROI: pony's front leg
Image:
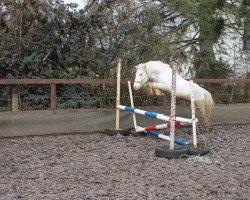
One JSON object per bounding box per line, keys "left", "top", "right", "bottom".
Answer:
{"left": 147, "top": 82, "right": 155, "bottom": 96}
{"left": 147, "top": 82, "right": 166, "bottom": 96}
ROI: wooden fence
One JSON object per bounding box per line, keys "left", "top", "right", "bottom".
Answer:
{"left": 0, "top": 79, "right": 249, "bottom": 112}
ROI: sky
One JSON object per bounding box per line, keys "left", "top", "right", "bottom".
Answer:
{"left": 63, "top": 0, "right": 85, "bottom": 8}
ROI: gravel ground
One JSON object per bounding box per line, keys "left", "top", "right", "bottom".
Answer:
{"left": 0, "top": 125, "right": 249, "bottom": 200}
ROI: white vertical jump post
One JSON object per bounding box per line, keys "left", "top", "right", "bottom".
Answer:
{"left": 190, "top": 80, "right": 197, "bottom": 148}
{"left": 115, "top": 58, "right": 122, "bottom": 130}
{"left": 128, "top": 81, "right": 137, "bottom": 130}
{"left": 169, "top": 61, "right": 177, "bottom": 150}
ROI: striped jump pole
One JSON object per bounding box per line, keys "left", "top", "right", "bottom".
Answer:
{"left": 136, "top": 121, "right": 191, "bottom": 132}
{"left": 140, "top": 127, "right": 188, "bottom": 145}
{"left": 117, "top": 105, "right": 197, "bottom": 124}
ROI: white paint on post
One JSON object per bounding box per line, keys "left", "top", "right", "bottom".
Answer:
{"left": 128, "top": 81, "right": 137, "bottom": 130}
{"left": 115, "top": 58, "right": 122, "bottom": 130}
{"left": 190, "top": 80, "right": 197, "bottom": 148}
{"left": 12, "top": 86, "right": 19, "bottom": 112}
{"left": 170, "top": 61, "right": 177, "bottom": 150}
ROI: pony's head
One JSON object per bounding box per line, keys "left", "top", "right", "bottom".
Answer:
{"left": 133, "top": 63, "right": 148, "bottom": 90}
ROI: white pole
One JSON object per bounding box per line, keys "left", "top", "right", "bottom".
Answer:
{"left": 169, "top": 61, "right": 177, "bottom": 150}
{"left": 190, "top": 80, "right": 197, "bottom": 148}
{"left": 128, "top": 81, "right": 137, "bottom": 130}
{"left": 115, "top": 58, "right": 122, "bottom": 130}
{"left": 117, "top": 105, "right": 195, "bottom": 124}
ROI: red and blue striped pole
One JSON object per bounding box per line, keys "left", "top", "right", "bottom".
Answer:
{"left": 142, "top": 128, "right": 188, "bottom": 145}
{"left": 136, "top": 121, "right": 190, "bottom": 132}
{"left": 117, "top": 105, "right": 196, "bottom": 124}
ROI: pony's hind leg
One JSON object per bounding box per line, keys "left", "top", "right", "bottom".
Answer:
{"left": 195, "top": 100, "right": 209, "bottom": 132}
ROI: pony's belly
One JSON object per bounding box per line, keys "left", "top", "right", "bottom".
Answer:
{"left": 176, "top": 91, "right": 190, "bottom": 100}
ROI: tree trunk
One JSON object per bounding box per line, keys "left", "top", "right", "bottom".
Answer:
{"left": 194, "top": 2, "right": 217, "bottom": 77}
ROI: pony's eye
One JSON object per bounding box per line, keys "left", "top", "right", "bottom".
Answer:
{"left": 139, "top": 74, "right": 142, "bottom": 76}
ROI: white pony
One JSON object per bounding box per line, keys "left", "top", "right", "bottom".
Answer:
{"left": 133, "top": 61, "right": 214, "bottom": 132}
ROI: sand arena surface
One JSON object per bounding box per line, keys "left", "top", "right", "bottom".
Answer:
{"left": 0, "top": 125, "right": 249, "bottom": 200}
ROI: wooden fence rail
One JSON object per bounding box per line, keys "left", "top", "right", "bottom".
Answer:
{"left": 0, "top": 79, "right": 249, "bottom": 112}
{"left": 0, "top": 78, "right": 249, "bottom": 85}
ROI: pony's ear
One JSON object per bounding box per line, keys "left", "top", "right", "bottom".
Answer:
{"left": 135, "top": 63, "right": 146, "bottom": 70}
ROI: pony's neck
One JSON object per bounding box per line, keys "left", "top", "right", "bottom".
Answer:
{"left": 146, "top": 62, "right": 171, "bottom": 82}
{"left": 147, "top": 68, "right": 159, "bottom": 82}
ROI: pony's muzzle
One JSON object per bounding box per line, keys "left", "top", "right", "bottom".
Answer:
{"left": 133, "top": 82, "right": 142, "bottom": 90}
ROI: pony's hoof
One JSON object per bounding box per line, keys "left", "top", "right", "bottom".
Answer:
{"left": 147, "top": 92, "right": 155, "bottom": 96}
{"left": 203, "top": 127, "right": 211, "bottom": 133}
{"left": 154, "top": 89, "right": 165, "bottom": 96}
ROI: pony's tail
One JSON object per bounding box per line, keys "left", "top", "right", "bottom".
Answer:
{"left": 202, "top": 88, "right": 214, "bottom": 122}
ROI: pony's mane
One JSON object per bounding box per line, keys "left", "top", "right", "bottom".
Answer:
{"left": 145, "top": 61, "right": 171, "bottom": 71}
{"left": 135, "top": 61, "right": 170, "bottom": 71}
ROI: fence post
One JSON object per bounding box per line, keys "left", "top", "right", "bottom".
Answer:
{"left": 115, "top": 58, "right": 122, "bottom": 130}
{"left": 12, "top": 86, "right": 19, "bottom": 112}
{"left": 244, "top": 72, "right": 249, "bottom": 101}
{"left": 50, "top": 84, "right": 56, "bottom": 112}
